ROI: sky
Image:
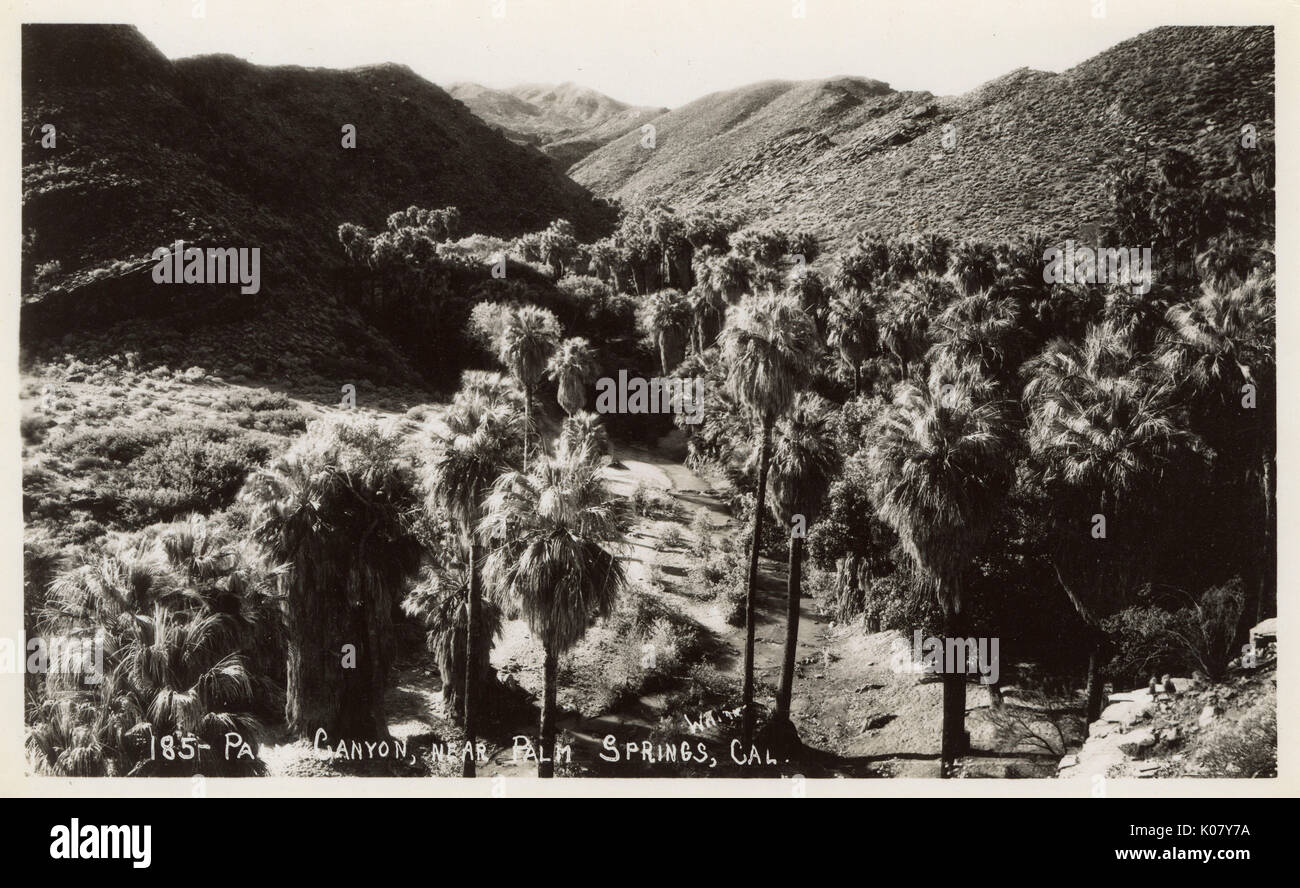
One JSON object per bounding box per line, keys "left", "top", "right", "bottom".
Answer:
{"left": 31, "top": 0, "right": 1281, "bottom": 108}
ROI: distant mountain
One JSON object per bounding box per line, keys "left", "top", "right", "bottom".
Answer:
{"left": 21, "top": 25, "right": 613, "bottom": 383}
{"left": 571, "top": 26, "right": 1274, "bottom": 254}
{"left": 448, "top": 81, "right": 667, "bottom": 168}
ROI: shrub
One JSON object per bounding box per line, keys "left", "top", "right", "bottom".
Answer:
{"left": 20, "top": 413, "right": 55, "bottom": 445}
{"left": 1197, "top": 699, "right": 1276, "bottom": 777}
{"left": 723, "top": 584, "right": 747, "bottom": 627}
{"left": 220, "top": 390, "right": 294, "bottom": 412}
{"left": 598, "top": 590, "right": 708, "bottom": 703}
{"left": 689, "top": 509, "right": 714, "bottom": 553}
{"left": 118, "top": 428, "right": 271, "bottom": 525}
{"left": 659, "top": 523, "right": 685, "bottom": 551}
{"left": 51, "top": 424, "right": 167, "bottom": 464}
{"left": 1104, "top": 578, "right": 1246, "bottom": 685}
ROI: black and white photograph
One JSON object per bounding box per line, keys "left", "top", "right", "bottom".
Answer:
{"left": 4, "top": 0, "right": 1292, "bottom": 815}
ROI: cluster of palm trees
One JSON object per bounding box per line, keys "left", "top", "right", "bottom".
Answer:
{"left": 626, "top": 144, "right": 1273, "bottom": 773}
{"left": 27, "top": 519, "right": 282, "bottom": 776}
{"left": 29, "top": 140, "right": 1271, "bottom": 779}
{"left": 416, "top": 305, "right": 625, "bottom": 777}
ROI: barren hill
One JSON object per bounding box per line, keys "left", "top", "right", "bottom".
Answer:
{"left": 448, "top": 80, "right": 666, "bottom": 168}
{"left": 21, "top": 24, "right": 613, "bottom": 383}
{"left": 571, "top": 26, "right": 1274, "bottom": 254}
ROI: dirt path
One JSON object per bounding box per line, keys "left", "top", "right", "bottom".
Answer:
{"left": 371, "top": 439, "right": 1059, "bottom": 778}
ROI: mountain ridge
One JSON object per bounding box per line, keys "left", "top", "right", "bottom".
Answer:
{"left": 447, "top": 80, "right": 668, "bottom": 168}
{"left": 570, "top": 26, "right": 1274, "bottom": 253}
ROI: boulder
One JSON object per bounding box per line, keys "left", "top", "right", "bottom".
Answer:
{"left": 1100, "top": 698, "right": 1152, "bottom": 729}
{"left": 1250, "top": 618, "right": 1277, "bottom": 648}
{"left": 1119, "top": 727, "right": 1157, "bottom": 758}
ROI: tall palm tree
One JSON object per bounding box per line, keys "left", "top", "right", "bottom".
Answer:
{"left": 766, "top": 394, "right": 839, "bottom": 735}
{"left": 929, "top": 290, "right": 1026, "bottom": 384}
{"left": 719, "top": 294, "right": 819, "bottom": 748}
{"left": 832, "top": 239, "right": 887, "bottom": 295}
{"left": 826, "top": 289, "right": 876, "bottom": 395}
{"left": 479, "top": 449, "right": 626, "bottom": 777}
{"left": 546, "top": 337, "right": 599, "bottom": 417}
{"left": 688, "top": 284, "right": 728, "bottom": 354}
{"left": 702, "top": 252, "right": 752, "bottom": 303}
{"left": 950, "top": 241, "right": 999, "bottom": 295}
{"left": 878, "top": 290, "right": 930, "bottom": 381}
{"left": 1023, "top": 324, "right": 1202, "bottom": 720}
{"left": 498, "top": 305, "right": 560, "bottom": 471}
{"left": 401, "top": 559, "right": 503, "bottom": 763}
{"left": 912, "top": 233, "right": 952, "bottom": 277}
{"left": 643, "top": 289, "right": 693, "bottom": 374}
{"left": 243, "top": 416, "right": 423, "bottom": 740}
{"left": 787, "top": 267, "right": 830, "bottom": 342}
{"left": 1102, "top": 284, "right": 1169, "bottom": 353}
{"left": 864, "top": 365, "right": 1016, "bottom": 772}
{"left": 425, "top": 389, "right": 521, "bottom": 775}
{"left": 1158, "top": 273, "right": 1275, "bottom": 621}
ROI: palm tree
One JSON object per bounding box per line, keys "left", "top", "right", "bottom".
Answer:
{"left": 480, "top": 449, "right": 627, "bottom": 777}
{"left": 826, "top": 289, "right": 876, "bottom": 395}
{"left": 559, "top": 410, "right": 611, "bottom": 461}
{"left": 498, "top": 305, "right": 560, "bottom": 471}
{"left": 546, "top": 337, "right": 599, "bottom": 416}
{"left": 929, "top": 290, "right": 1026, "bottom": 384}
{"left": 832, "top": 238, "right": 887, "bottom": 295}
{"left": 401, "top": 559, "right": 503, "bottom": 761}
{"left": 243, "top": 416, "right": 423, "bottom": 740}
{"left": 701, "top": 252, "right": 751, "bottom": 303}
{"left": 688, "top": 284, "right": 728, "bottom": 354}
{"left": 766, "top": 394, "right": 839, "bottom": 736}
{"left": 950, "top": 241, "right": 999, "bottom": 295}
{"left": 787, "top": 267, "right": 830, "bottom": 342}
{"left": 719, "top": 294, "right": 819, "bottom": 749}
{"left": 1158, "top": 273, "right": 1275, "bottom": 622}
{"left": 1103, "top": 284, "right": 1169, "bottom": 353}
{"left": 643, "top": 289, "right": 693, "bottom": 374}
{"left": 864, "top": 366, "right": 1016, "bottom": 772}
{"left": 33, "top": 529, "right": 278, "bottom": 777}
{"left": 1023, "top": 324, "right": 1202, "bottom": 721}
{"left": 912, "top": 233, "right": 952, "bottom": 277}
{"left": 878, "top": 290, "right": 930, "bottom": 381}
{"left": 425, "top": 388, "right": 521, "bottom": 775}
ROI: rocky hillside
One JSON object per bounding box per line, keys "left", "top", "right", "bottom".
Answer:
{"left": 448, "top": 81, "right": 666, "bottom": 168}
{"left": 1058, "top": 630, "right": 1277, "bottom": 780}
{"left": 21, "top": 25, "right": 613, "bottom": 382}
{"left": 571, "top": 26, "right": 1273, "bottom": 254}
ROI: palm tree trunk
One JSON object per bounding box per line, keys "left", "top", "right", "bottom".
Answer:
{"left": 853, "top": 363, "right": 861, "bottom": 397}
{"left": 1085, "top": 642, "right": 1105, "bottom": 723}
{"left": 1259, "top": 450, "right": 1274, "bottom": 623}
{"left": 1085, "top": 488, "right": 1109, "bottom": 723}
{"left": 940, "top": 606, "right": 968, "bottom": 775}
{"left": 741, "top": 420, "right": 773, "bottom": 751}
{"left": 521, "top": 384, "right": 532, "bottom": 474}
{"left": 462, "top": 540, "right": 480, "bottom": 777}
{"left": 538, "top": 641, "right": 558, "bottom": 778}
{"left": 775, "top": 533, "right": 803, "bottom": 722}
